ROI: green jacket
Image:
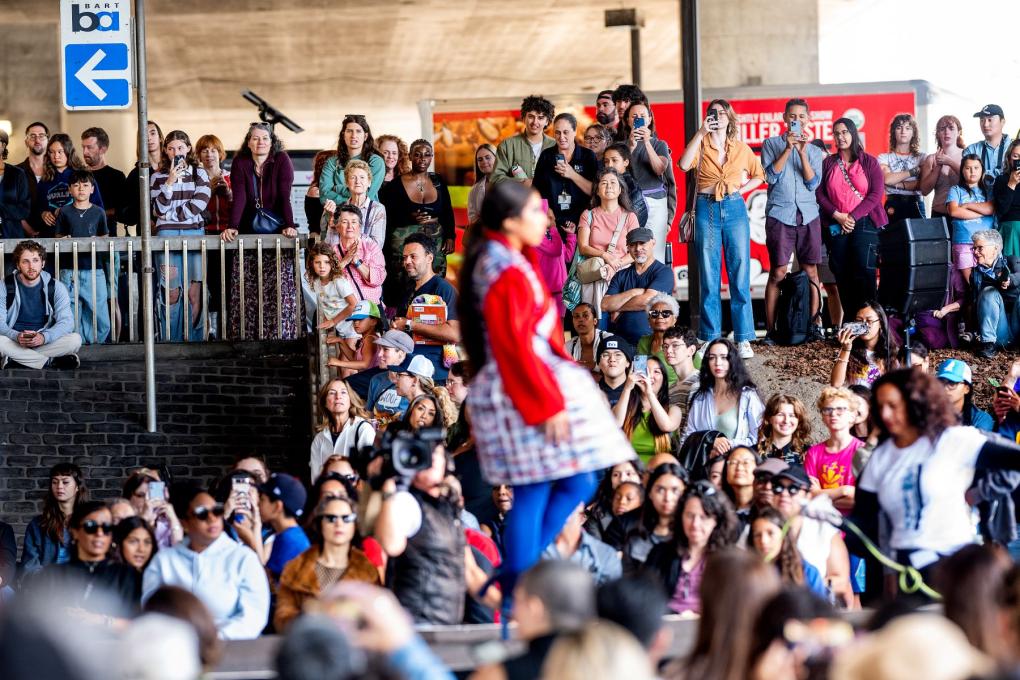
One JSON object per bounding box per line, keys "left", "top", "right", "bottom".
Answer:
{"left": 319, "top": 152, "right": 386, "bottom": 204}
{"left": 490, "top": 132, "right": 555, "bottom": 185}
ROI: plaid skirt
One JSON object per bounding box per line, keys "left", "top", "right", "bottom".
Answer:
{"left": 467, "top": 354, "right": 634, "bottom": 486}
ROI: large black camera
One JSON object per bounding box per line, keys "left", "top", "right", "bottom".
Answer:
{"left": 355, "top": 425, "right": 446, "bottom": 488}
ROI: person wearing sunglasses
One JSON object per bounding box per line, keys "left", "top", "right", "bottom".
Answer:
{"left": 635, "top": 293, "right": 681, "bottom": 385}
{"left": 644, "top": 481, "right": 739, "bottom": 615}
{"left": 274, "top": 496, "right": 380, "bottom": 631}
{"left": 142, "top": 485, "right": 270, "bottom": 640}
{"left": 768, "top": 465, "right": 853, "bottom": 608}
{"left": 36, "top": 500, "right": 141, "bottom": 621}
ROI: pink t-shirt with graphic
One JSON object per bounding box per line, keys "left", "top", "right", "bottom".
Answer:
{"left": 804, "top": 438, "right": 863, "bottom": 515}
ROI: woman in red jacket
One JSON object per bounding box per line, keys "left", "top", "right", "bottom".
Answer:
{"left": 816, "top": 117, "right": 888, "bottom": 318}
{"left": 459, "top": 182, "right": 633, "bottom": 597}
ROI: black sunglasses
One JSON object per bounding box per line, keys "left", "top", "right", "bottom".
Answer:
{"left": 191, "top": 504, "right": 225, "bottom": 521}
{"left": 81, "top": 520, "right": 113, "bottom": 535}
{"left": 771, "top": 483, "right": 806, "bottom": 496}
{"left": 649, "top": 310, "right": 674, "bottom": 318}
{"left": 320, "top": 513, "right": 358, "bottom": 525}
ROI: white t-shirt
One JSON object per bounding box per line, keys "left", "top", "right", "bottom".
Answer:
{"left": 796, "top": 514, "right": 838, "bottom": 578}
{"left": 877, "top": 152, "right": 926, "bottom": 196}
{"left": 857, "top": 426, "right": 986, "bottom": 556}
{"left": 530, "top": 141, "right": 543, "bottom": 161}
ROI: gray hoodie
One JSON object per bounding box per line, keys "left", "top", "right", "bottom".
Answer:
{"left": 0, "top": 270, "right": 74, "bottom": 344}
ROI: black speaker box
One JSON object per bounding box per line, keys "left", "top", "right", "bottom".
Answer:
{"left": 878, "top": 217, "right": 951, "bottom": 315}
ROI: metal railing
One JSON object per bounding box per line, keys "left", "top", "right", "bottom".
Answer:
{"left": 0, "top": 235, "right": 308, "bottom": 344}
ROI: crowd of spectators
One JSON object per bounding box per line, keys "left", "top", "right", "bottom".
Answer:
{"left": 9, "top": 85, "right": 1020, "bottom": 680}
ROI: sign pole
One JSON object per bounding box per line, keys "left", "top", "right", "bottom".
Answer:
{"left": 681, "top": 0, "right": 702, "bottom": 335}
{"left": 133, "top": 0, "right": 157, "bottom": 432}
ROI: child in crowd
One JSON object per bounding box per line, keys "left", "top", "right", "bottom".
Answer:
{"left": 328, "top": 300, "right": 381, "bottom": 377}
{"left": 804, "top": 387, "right": 862, "bottom": 515}
{"left": 55, "top": 169, "right": 110, "bottom": 344}
{"left": 947, "top": 154, "right": 995, "bottom": 341}
{"left": 305, "top": 242, "right": 358, "bottom": 342}
{"left": 611, "top": 480, "right": 644, "bottom": 517}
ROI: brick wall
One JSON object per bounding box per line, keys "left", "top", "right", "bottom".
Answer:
{"left": 0, "top": 341, "right": 312, "bottom": 549}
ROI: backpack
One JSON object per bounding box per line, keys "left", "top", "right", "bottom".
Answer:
{"left": 4, "top": 273, "right": 55, "bottom": 314}
{"left": 773, "top": 270, "right": 820, "bottom": 345}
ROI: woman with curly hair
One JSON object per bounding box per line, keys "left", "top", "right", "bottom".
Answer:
{"left": 614, "top": 355, "right": 683, "bottom": 461}
{"left": 879, "top": 113, "right": 926, "bottom": 220}
{"left": 851, "top": 368, "right": 1020, "bottom": 585}
{"left": 643, "top": 480, "right": 739, "bottom": 614}
{"left": 376, "top": 134, "right": 410, "bottom": 188}
{"left": 756, "top": 394, "right": 812, "bottom": 464}
{"left": 747, "top": 506, "right": 826, "bottom": 596}
{"left": 682, "top": 338, "right": 765, "bottom": 455}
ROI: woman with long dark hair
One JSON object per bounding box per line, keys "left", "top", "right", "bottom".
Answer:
{"left": 851, "top": 369, "right": 1020, "bottom": 586}
{"left": 22, "top": 462, "right": 88, "bottom": 576}
{"left": 222, "top": 122, "right": 300, "bottom": 340}
{"left": 747, "top": 506, "right": 826, "bottom": 596}
{"left": 113, "top": 515, "right": 158, "bottom": 572}
{"left": 682, "top": 338, "right": 765, "bottom": 455}
{"left": 622, "top": 462, "right": 687, "bottom": 567}
{"left": 817, "top": 117, "right": 888, "bottom": 318}
{"left": 721, "top": 446, "right": 760, "bottom": 517}
{"left": 614, "top": 355, "right": 683, "bottom": 461}
{"left": 459, "top": 181, "right": 633, "bottom": 601}
{"left": 319, "top": 114, "right": 386, "bottom": 205}
{"left": 830, "top": 301, "right": 899, "bottom": 388}
{"left": 644, "top": 481, "right": 740, "bottom": 615}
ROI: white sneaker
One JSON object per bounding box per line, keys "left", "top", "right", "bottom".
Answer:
{"left": 738, "top": 340, "right": 754, "bottom": 359}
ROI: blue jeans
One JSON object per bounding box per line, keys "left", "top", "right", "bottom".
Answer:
{"left": 59, "top": 268, "right": 111, "bottom": 344}
{"left": 825, "top": 216, "right": 879, "bottom": 318}
{"left": 694, "top": 193, "right": 755, "bottom": 342}
{"left": 977, "top": 287, "right": 1020, "bottom": 345}
{"left": 155, "top": 228, "right": 205, "bottom": 342}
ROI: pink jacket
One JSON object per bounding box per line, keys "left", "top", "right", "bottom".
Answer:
{"left": 534, "top": 227, "right": 577, "bottom": 317}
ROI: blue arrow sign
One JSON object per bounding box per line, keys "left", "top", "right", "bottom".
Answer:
{"left": 64, "top": 43, "right": 130, "bottom": 108}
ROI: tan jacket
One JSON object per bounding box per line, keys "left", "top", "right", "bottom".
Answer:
{"left": 273, "top": 545, "right": 381, "bottom": 631}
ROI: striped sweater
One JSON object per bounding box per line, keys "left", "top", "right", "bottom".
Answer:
{"left": 150, "top": 165, "right": 211, "bottom": 232}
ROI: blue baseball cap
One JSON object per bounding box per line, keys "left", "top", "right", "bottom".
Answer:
{"left": 936, "top": 359, "right": 972, "bottom": 385}
{"left": 258, "top": 473, "right": 307, "bottom": 518}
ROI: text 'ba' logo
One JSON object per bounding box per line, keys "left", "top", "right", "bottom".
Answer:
{"left": 71, "top": 4, "right": 121, "bottom": 32}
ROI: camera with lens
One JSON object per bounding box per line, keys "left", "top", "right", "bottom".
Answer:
{"left": 355, "top": 425, "right": 447, "bottom": 489}
{"left": 1012, "top": 159, "right": 1020, "bottom": 173}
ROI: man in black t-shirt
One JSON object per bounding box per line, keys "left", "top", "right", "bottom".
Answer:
{"left": 81, "top": 127, "right": 127, "bottom": 236}
{"left": 391, "top": 232, "right": 460, "bottom": 381}
{"left": 595, "top": 335, "right": 632, "bottom": 407}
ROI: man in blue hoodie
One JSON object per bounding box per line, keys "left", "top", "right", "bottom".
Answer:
{"left": 0, "top": 240, "right": 81, "bottom": 369}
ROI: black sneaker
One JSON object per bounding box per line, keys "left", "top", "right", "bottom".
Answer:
{"left": 2, "top": 356, "right": 30, "bottom": 369}
{"left": 759, "top": 335, "right": 777, "bottom": 347}
{"left": 808, "top": 325, "right": 825, "bottom": 343}
{"left": 49, "top": 354, "right": 81, "bottom": 370}
{"left": 977, "top": 342, "right": 999, "bottom": 359}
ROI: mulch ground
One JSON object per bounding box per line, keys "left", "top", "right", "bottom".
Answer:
{"left": 753, "top": 340, "right": 1018, "bottom": 413}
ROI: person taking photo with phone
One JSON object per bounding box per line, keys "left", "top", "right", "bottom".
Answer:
{"left": 678, "top": 99, "right": 765, "bottom": 359}
{"left": 613, "top": 355, "right": 683, "bottom": 463}
{"left": 830, "top": 301, "right": 899, "bottom": 388}
{"left": 760, "top": 98, "right": 825, "bottom": 346}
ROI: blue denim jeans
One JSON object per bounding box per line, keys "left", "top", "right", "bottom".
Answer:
{"left": 59, "top": 268, "right": 110, "bottom": 344}
{"left": 694, "top": 193, "right": 756, "bottom": 342}
{"left": 155, "top": 228, "right": 205, "bottom": 342}
{"left": 977, "top": 287, "right": 1020, "bottom": 345}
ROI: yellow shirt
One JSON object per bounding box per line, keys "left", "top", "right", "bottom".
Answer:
{"left": 694, "top": 135, "right": 765, "bottom": 200}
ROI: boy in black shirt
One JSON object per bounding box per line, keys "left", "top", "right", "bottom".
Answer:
{"left": 55, "top": 170, "right": 110, "bottom": 343}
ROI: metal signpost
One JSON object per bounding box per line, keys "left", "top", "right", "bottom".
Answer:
{"left": 60, "top": 0, "right": 157, "bottom": 431}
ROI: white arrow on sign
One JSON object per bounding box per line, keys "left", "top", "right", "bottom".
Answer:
{"left": 74, "top": 49, "right": 125, "bottom": 101}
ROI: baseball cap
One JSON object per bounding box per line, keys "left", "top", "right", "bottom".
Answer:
{"left": 394, "top": 353, "right": 435, "bottom": 380}
{"left": 773, "top": 464, "right": 810, "bottom": 488}
{"left": 375, "top": 329, "right": 414, "bottom": 353}
{"left": 626, "top": 227, "right": 655, "bottom": 245}
{"left": 754, "top": 458, "right": 789, "bottom": 480}
{"left": 348, "top": 300, "right": 381, "bottom": 321}
{"left": 936, "top": 358, "right": 972, "bottom": 385}
{"left": 974, "top": 104, "right": 1005, "bottom": 118}
{"left": 596, "top": 335, "right": 634, "bottom": 364}
{"left": 258, "top": 473, "right": 307, "bottom": 518}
